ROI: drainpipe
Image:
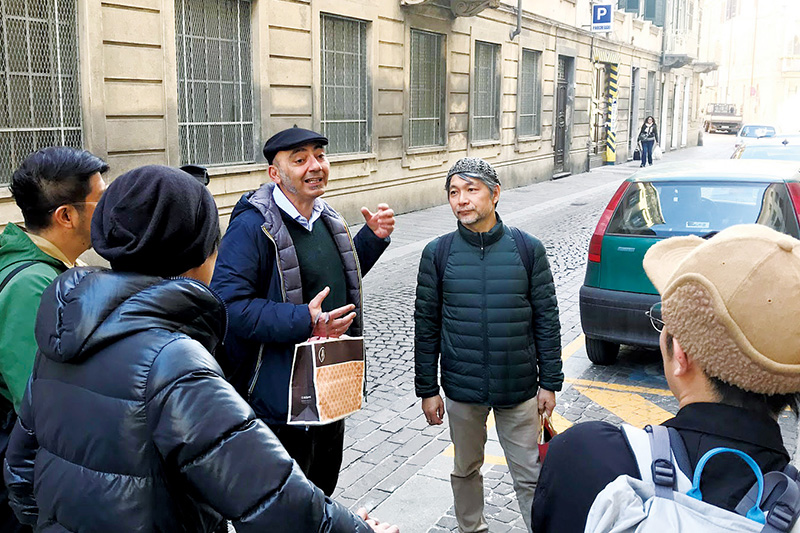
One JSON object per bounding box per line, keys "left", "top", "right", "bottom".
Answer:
{"left": 510, "top": 0, "right": 522, "bottom": 40}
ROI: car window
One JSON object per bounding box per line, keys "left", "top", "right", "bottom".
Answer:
{"left": 739, "top": 126, "right": 776, "bottom": 138}
{"left": 739, "top": 145, "right": 800, "bottom": 161}
{"left": 606, "top": 181, "right": 800, "bottom": 238}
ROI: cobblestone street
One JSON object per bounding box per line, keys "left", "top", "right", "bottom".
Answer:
{"left": 330, "top": 135, "right": 800, "bottom": 532}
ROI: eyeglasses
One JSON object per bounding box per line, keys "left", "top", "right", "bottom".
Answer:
{"left": 47, "top": 201, "right": 99, "bottom": 214}
{"left": 645, "top": 302, "right": 665, "bottom": 332}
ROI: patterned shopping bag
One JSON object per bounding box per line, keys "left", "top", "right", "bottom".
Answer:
{"left": 287, "top": 336, "right": 365, "bottom": 425}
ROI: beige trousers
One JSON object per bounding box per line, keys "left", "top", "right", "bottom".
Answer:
{"left": 446, "top": 396, "right": 541, "bottom": 533}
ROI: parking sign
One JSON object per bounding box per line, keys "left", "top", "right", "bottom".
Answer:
{"left": 592, "top": 3, "right": 613, "bottom": 32}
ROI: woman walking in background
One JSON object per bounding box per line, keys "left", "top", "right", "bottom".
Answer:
{"left": 638, "top": 116, "right": 659, "bottom": 167}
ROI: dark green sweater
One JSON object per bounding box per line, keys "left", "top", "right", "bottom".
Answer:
{"left": 281, "top": 211, "right": 347, "bottom": 312}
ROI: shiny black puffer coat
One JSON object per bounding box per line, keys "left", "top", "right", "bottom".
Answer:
{"left": 3, "top": 267, "right": 370, "bottom": 533}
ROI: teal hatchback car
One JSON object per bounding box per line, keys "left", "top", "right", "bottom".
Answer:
{"left": 579, "top": 160, "right": 800, "bottom": 364}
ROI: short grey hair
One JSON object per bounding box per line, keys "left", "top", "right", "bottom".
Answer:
{"left": 445, "top": 157, "right": 500, "bottom": 193}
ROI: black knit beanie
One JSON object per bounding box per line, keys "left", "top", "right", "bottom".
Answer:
{"left": 91, "top": 165, "right": 220, "bottom": 277}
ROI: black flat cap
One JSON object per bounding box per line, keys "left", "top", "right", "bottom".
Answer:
{"left": 263, "top": 127, "right": 328, "bottom": 164}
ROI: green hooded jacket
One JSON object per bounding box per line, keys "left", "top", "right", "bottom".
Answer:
{"left": 0, "top": 223, "right": 66, "bottom": 411}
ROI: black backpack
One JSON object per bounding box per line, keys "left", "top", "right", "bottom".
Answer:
{"left": 432, "top": 226, "right": 534, "bottom": 292}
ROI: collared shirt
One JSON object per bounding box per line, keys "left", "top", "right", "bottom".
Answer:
{"left": 26, "top": 232, "right": 77, "bottom": 268}
{"left": 272, "top": 186, "right": 323, "bottom": 232}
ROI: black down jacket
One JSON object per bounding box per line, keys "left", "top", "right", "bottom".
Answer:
{"left": 3, "top": 267, "right": 370, "bottom": 533}
{"left": 415, "top": 219, "right": 563, "bottom": 407}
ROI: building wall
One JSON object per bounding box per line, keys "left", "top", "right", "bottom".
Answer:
{"left": 0, "top": 0, "right": 705, "bottom": 228}
{"left": 698, "top": 0, "right": 800, "bottom": 130}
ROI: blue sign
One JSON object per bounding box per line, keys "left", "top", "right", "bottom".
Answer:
{"left": 592, "top": 4, "right": 613, "bottom": 32}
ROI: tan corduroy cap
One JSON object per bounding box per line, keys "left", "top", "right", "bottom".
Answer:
{"left": 643, "top": 224, "right": 800, "bottom": 394}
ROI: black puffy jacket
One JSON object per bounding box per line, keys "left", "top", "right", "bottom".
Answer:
{"left": 3, "top": 267, "right": 370, "bottom": 533}
{"left": 414, "top": 219, "right": 563, "bottom": 407}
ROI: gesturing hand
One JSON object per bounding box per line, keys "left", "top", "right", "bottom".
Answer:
{"left": 361, "top": 203, "right": 396, "bottom": 239}
{"left": 356, "top": 508, "right": 400, "bottom": 533}
{"left": 308, "top": 286, "right": 356, "bottom": 338}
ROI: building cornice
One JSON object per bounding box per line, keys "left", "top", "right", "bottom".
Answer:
{"left": 400, "top": 0, "right": 500, "bottom": 18}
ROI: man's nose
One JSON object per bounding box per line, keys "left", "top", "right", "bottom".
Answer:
{"left": 308, "top": 157, "right": 322, "bottom": 172}
{"left": 457, "top": 192, "right": 469, "bottom": 205}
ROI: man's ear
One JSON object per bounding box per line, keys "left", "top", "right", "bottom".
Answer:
{"left": 672, "top": 337, "right": 692, "bottom": 376}
{"left": 51, "top": 205, "right": 77, "bottom": 230}
{"left": 492, "top": 185, "right": 501, "bottom": 206}
{"left": 267, "top": 164, "right": 281, "bottom": 185}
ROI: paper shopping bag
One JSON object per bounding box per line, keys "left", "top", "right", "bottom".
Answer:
{"left": 538, "top": 412, "right": 557, "bottom": 462}
{"left": 288, "top": 336, "right": 365, "bottom": 425}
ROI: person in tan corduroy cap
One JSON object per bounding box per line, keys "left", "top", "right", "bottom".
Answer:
{"left": 533, "top": 224, "right": 800, "bottom": 533}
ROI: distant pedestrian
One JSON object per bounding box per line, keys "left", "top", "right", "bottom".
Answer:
{"left": 211, "top": 127, "right": 395, "bottom": 496}
{"left": 638, "top": 116, "right": 659, "bottom": 167}
{"left": 414, "top": 157, "right": 564, "bottom": 533}
{"left": 533, "top": 224, "right": 800, "bottom": 532}
{"left": 0, "top": 146, "right": 107, "bottom": 533}
{"left": 3, "top": 165, "right": 398, "bottom": 533}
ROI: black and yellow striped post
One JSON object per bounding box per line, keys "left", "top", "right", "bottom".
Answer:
{"left": 605, "top": 63, "right": 619, "bottom": 165}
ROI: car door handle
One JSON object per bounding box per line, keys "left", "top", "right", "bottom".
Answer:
{"left": 617, "top": 247, "right": 636, "bottom": 252}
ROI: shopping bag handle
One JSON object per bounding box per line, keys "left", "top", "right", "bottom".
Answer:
{"left": 687, "top": 447, "right": 765, "bottom": 524}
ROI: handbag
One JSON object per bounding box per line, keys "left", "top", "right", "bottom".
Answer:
{"left": 287, "top": 336, "right": 365, "bottom": 425}
{"left": 653, "top": 144, "right": 663, "bottom": 160}
{"left": 538, "top": 412, "right": 557, "bottom": 462}
{"left": 633, "top": 147, "right": 641, "bottom": 161}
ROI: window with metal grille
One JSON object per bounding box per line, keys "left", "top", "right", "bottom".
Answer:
{"left": 175, "top": 0, "right": 253, "bottom": 166}
{"left": 519, "top": 49, "right": 541, "bottom": 137}
{"left": 409, "top": 29, "right": 445, "bottom": 148}
{"left": 321, "top": 14, "right": 370, "bottom": 155}
{"left": 472, "top": 41, "right": 500, "bottom": 142}
{"left": 0, "top": 0, "right": 81, "bottom": 186}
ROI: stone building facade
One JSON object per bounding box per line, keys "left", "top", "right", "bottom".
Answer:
{"left": 0, "top": 0, "right": 708, "bottom": 226}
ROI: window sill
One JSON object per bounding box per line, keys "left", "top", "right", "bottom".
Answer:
{"left": 405, "top": 145, "right": 447, "bottom": 156}
{"left": 470, "top": 139, "right": 501, "bottom": 148}
{"left": 0, "top": 187, "right": 11, "bottom": 198}
{"left": 517, "top": 135, "right": 542, "bottom": 142}
{"left": 328, "top": 152, "right": 377, "bottom": 164}
{"left": 207, "top": 162, "right": 268, "bottom": 176}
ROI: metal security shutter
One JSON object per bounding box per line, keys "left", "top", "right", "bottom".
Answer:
{"left": 519, "top": 48, "right": 541, "bottom": 137}
{"left": 321, "top": 14, "right": 370, "bottom": 155}
{"left": 409, "top": 29, "right": 445, "bottom": 148}
{"left": 0, "top": 0, "right": 82, "bottom": 186}
{"left": 175, "top": 0, "right": 253, "bottom": 166}
{"left": 472, "top": 41, "right": 499, "bottom": 142}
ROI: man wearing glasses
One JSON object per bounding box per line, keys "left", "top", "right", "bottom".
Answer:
{"left": 1, "top": 147, "right": 107, "bottom": 409}
{"left": 533, "top": 224, "right": 800, "bottom": 532}
{"left": 0, "top": 146, "right": 107, "bottom": 532}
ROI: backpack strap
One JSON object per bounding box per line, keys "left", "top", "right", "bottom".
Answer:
{"left": 621, "top": 424, "right": 692, "bottom": 493}
{"left": 647, "top": 424, "right": 676, "bottom": 500}
{"left": 0, "top": 261, "right": 39, "bottom": 294}
{"left": 433, "top": 232, "right": 456, "bottom": 305}
{"left": 736, "top": 470, "right": 800, "bottom": 533}
{"left": 508, "top": 226, "right": 533, "bottom": 279}
{"left": 667, "top": 427, "right": 693, "bottom": 481}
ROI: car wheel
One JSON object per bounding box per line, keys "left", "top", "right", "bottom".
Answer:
{"left": 586, "top": 337, "right": 620, "bottom": 365}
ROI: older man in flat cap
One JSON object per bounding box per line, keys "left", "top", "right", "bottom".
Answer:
{"left": 533, "top": 224, "right": 800, "bottom": 532}
{"left": 211, "top": 127, "right": 395, "bottom": 495}
{"left": 414, "top": 157, "right": 563, "bottom": 533}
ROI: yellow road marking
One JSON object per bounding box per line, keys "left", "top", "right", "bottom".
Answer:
{"left": 562, "top": 334, "right": 585, "bottom": 362}
{"left": 550, "top": 411, "right": 572, "bottom": 433}
{"left": 566, "top": 378, "right": 672, "bottom": 396}
{"left": 575, "top": 385, "right": 673, "bottom": 427}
